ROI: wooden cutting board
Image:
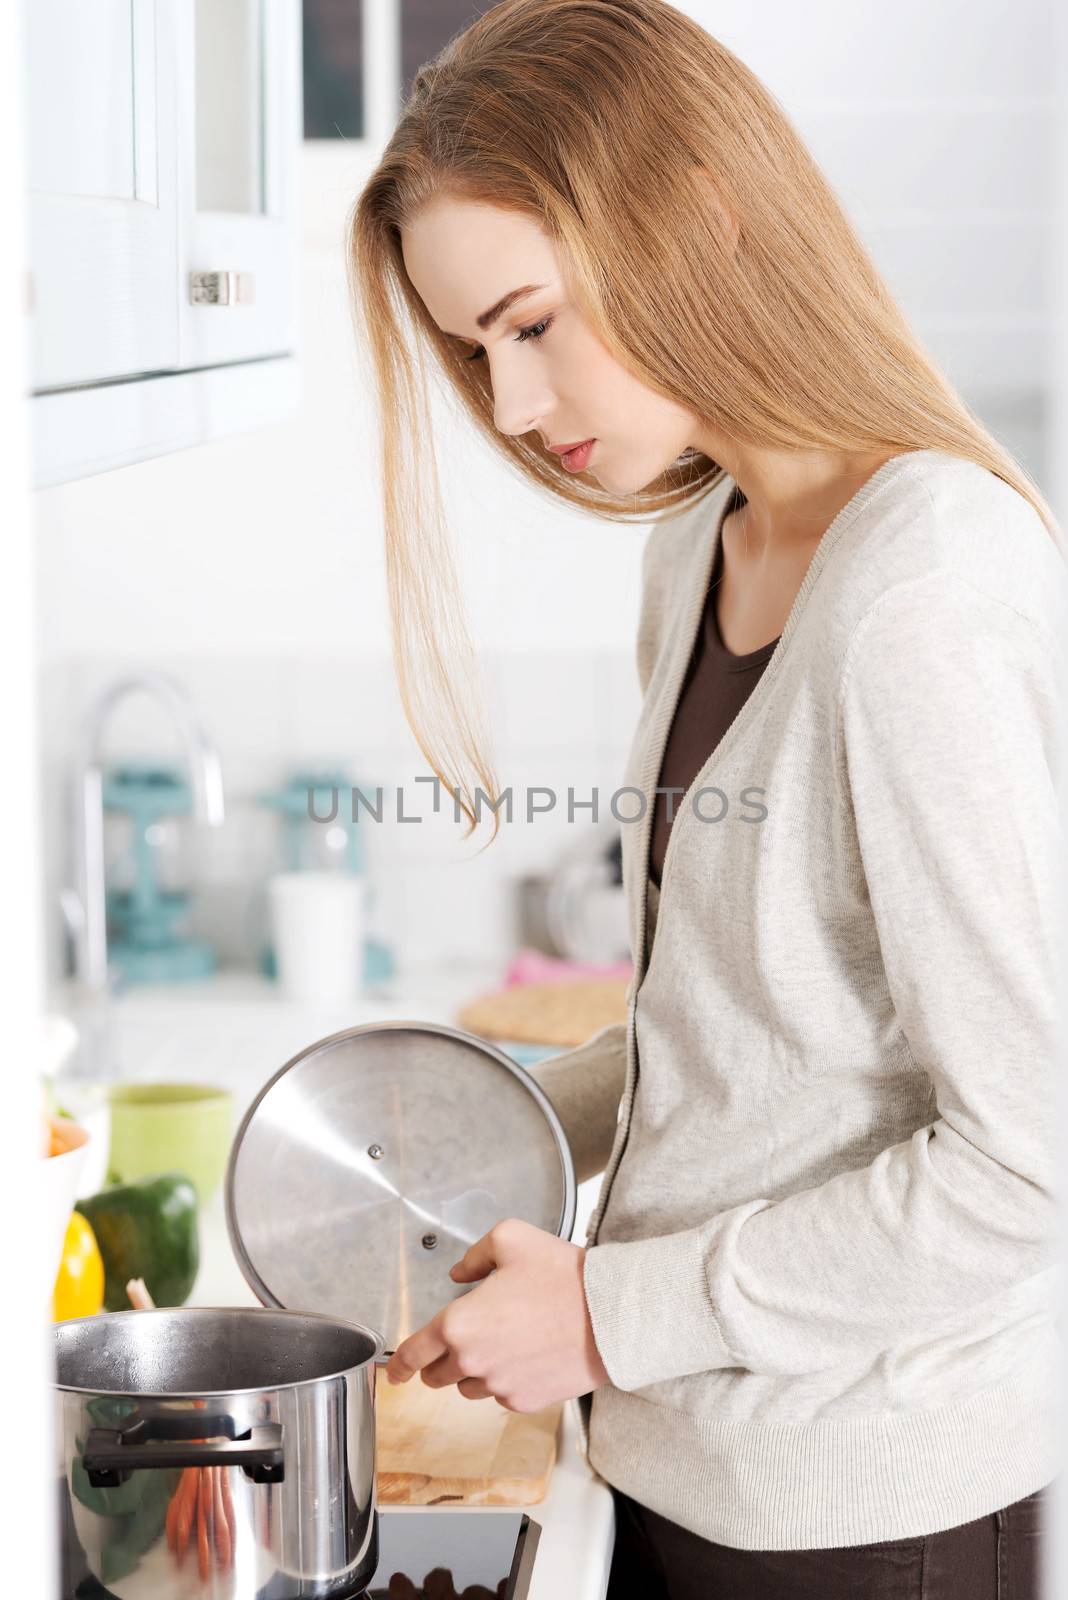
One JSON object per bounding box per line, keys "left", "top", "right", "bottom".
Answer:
{"left": 376, "top": 1372, "right": 561, "bottom": 1505}
{"left": 457, "top": 975, "right": 629, "bottom": 1047}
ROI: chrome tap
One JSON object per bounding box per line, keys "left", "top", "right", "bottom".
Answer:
{"left": 62, "top": 671, "right": 225, "bottom": 993}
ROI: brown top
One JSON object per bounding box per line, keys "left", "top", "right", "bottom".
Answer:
{"left": 647, "top": 485, "right": 781, "bottom": 890}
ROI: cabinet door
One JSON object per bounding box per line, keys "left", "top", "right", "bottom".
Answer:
{"left": 24, "top": 0, "right": 180, "bottom": 390}
{"left": 178, "top": 0, "right": 301, "bottom": 369}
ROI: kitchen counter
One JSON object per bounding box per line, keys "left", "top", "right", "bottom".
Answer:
{"left": 52, "top": 961, "right": 577, "bottom": 1110}
{"left": 52, "top": 964, "right": 513, "bottom": 1096}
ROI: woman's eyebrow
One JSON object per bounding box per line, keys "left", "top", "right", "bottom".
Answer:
{"left": 442, "top": 283, "right": 547, "bottom": 340}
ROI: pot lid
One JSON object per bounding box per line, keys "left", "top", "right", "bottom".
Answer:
{"left": 225, "top": 1020, "right": 576, "bottom": 1357}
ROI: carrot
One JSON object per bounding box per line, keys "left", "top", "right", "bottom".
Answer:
{"left": 165, "top": 1479, "right": 181, "bottom": 1552}
{"left": 212, "top": 1467, "right": 232, "bottom": 1569}
{"left": 174, "top": 1467, "right": 199, "bottom": 1565}
{"left": 197, "top": 1466, "right": 212, "bottom": 1580}
{"left": 46, "top": 1115, "right": 89, "bottom": 1157}
{"left": 220, "top": 1464, "right": 237, "bottom": 1553}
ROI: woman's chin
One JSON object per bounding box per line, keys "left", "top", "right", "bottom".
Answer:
{"left": 591, "top": 450, "right": 686, "bottom": 496}
{"left": 584, "top": 457, "right": 639, "bottom": 494}
{"left": 597, "top": 468, "right": 662, "bottom": 496}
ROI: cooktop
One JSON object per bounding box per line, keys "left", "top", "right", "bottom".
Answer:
{"left": 63, "top": 1504, "right": 541, "bottom": 1600}
{"left": 356, "top": 1508, "right": 541, "bottom": 1599}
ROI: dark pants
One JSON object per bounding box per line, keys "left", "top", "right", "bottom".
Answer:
{"left": 605, "top": 1483, "right": 1051, "bottom": 1599}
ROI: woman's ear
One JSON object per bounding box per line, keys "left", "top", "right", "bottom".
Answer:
{"left": 689, "top": 167, "right": 740, "bottom": 255}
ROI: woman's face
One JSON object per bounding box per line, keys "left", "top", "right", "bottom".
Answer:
{"left": 400, "top": 196, "right": 702, "bottom": 495}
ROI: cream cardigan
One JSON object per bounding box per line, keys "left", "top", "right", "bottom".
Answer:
{"left": 531, "top": 449, "right": 1066, "bottom": 1549}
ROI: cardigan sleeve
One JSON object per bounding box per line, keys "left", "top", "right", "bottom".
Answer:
{"left": 583, "top": 571, "right": 1066, "bottom": 1392}
{"left": 528, "top": 1021, "right": 628, "bottom": 1185}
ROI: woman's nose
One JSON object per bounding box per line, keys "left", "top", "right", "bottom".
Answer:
{"left": 491, "top": 366, "right": 553, "bottom": 440}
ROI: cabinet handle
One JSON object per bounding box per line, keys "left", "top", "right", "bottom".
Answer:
{"left": 189, "top": 271, "right": 255, "bottom": 307}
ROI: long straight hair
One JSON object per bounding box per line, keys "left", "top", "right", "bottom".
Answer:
{"left": 348, "top": 0, "right": 1063, "bottom": 844}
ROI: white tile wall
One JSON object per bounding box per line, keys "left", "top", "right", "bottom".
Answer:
{"left": 39, "top": 646, "right": 638, "bottom": 985}
{"left": 675, "top": 2, "right": 1057, "bottom": 409}
{"left": 690, "top": 1, "right": 1055, "bottom": 102}
{"left": 800, "top": 105, "right": 1055, "bottom": 217}
{"left": 857, "top": 215, "right": 1052, "bottom": 321}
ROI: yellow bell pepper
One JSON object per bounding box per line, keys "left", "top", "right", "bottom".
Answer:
{"left": 53, "top": 1210, "right": 105, "bottom": 1321}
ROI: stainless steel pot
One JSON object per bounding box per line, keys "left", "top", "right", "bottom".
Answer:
{"left": 55, "top": 1306, "right": 382, "bottom": 1600}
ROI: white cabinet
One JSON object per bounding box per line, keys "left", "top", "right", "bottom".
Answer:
{"left": 24, "top": 0, "right": 301, "bottom": 487}
{"left": 179, "top": 0, "right": 299, "bottom": 371}
{"left": 25, "top": 0, "right": 181, "bottom": 390}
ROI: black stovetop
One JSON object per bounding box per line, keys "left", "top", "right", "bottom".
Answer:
{"left": 64, "top": 1506, "right": 541, "bottom": 1600}
{"left": 356, "top": 1509, "right": 540, "bottom": 1599}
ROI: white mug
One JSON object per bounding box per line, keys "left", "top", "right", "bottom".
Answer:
{"left": 268, "top": 871, "right": 367, "bottom": 1005}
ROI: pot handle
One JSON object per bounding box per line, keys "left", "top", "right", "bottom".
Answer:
{"left": 82, "top": 1412, "right": 284, "bottom": 1488}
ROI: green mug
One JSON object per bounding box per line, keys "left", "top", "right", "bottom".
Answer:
{"left": 106, "top": 1083, "right": 234, "bottom": 1204}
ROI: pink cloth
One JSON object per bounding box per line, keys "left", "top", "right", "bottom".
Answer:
{"left": 502, "top": 947, "right": 633, "bottom": 987}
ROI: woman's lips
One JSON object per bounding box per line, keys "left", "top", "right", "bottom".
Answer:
{"left": 557, "top": 439, "right": 595, "bottom": 473}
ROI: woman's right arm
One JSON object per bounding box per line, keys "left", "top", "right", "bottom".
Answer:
{"left": 527, "top": 1021, "right": 628, "bottom": 1183}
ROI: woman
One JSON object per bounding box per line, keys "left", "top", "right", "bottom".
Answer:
{"left": 349, "top": 2, "right": 1065, "bottom": 1594}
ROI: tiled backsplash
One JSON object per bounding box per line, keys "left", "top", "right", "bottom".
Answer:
{"left": 38, "top": 649, "right": 641, "bottom": 987}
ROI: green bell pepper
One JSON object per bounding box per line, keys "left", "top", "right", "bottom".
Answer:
{"left": 75, "top": 1172, "right": 199, "bottom": 1312}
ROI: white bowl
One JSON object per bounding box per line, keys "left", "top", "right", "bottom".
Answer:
{"left": 72, "top": 1103, "right": 111, "bottom": 1199}
{"left": 51, "top": 1085, "right": 112, "bottom": 1199}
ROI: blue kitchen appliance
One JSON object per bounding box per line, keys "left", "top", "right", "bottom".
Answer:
{"left": 102, "top": 762, "right": 218, "bottom": 983}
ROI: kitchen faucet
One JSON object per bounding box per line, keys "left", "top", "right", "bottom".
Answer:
{"left": 62, "top": 671, "right": 225, "bottom": 993}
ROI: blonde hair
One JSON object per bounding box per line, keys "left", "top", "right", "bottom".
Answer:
{"left": 348, "top": 0, "right": 1063, "bottom": 845}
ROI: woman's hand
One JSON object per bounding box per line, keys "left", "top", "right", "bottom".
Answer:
{"left": 384, "top": 1218, "right": 610, "bottom": 1412}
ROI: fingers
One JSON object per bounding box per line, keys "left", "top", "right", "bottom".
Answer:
{"left": 389, "top": 1315, "right": 497, "bottom": 1395}
{"left": 449, "top": 1220, "right": 518, "bottom": 1283}
{"left": 386, "top": 1317, "right": 449, "bottom": 1384}
{"left": 417, "top": 1348, "right": 473, "bottom": 1390}
{"left": 386, "top": 1221, "right": 531, "bottom": 1388}
{"left": 456, "top": 1376, "right": 495, "bottom": 1401}
{"left": 448, "top": 1243, "right": 493, "bottom": 1283}
{"left": 424, "top": 1568, "right": 460, "bottom": 1600}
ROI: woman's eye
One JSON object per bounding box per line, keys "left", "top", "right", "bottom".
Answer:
{"left": 515, "top": 316, "right": 553, "bottom": 345}
{"left": 465, "top": 316, "right": 553, "bottom": 362}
